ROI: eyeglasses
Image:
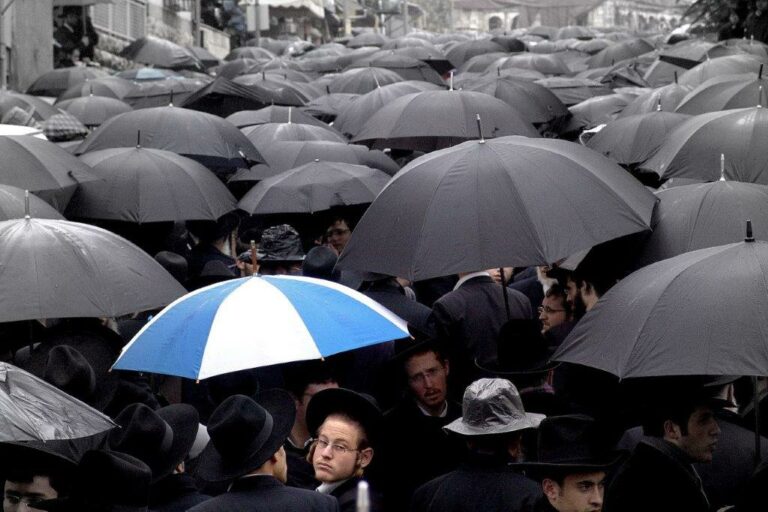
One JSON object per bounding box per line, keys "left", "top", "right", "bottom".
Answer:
{"left": 408, "top": 366, "right": 444, "bottom": 385}
{"left": 4, "top": 494, "right": 45, "bottom": 508}
{"left": 538, "top": 305, "right": 566, "bottom": 315}
{"left": 310, "top": 438, "right": 360, "bottom": 455}
{"left": 325, "top": 228, "right": 350, "bottom": 238}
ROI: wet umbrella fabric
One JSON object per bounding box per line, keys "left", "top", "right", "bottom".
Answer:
{"left": 237, "top": 161, "right": 391, "bottom": 214}
{"left": 0, "top": 218, "right": 186, "bottom": 322}
{"left": 457, "top": 52, "right": 512, "bottom": 73}
{"left": 0, "top": 362, "right": 115, "bottom": 441}
{"left": 348, "top": 53, "right": 445, "bottom": 85}
{"left": 637, "top": 181, "right": 768, "bottom": 265}
{"left": 674, "top": 72, "right": 768, "bottom": 114}
{"left": 351, "top": 90, "right": 539, "bottom": 151}
{"left": 56, "top": 77, "right": 136, "bottom": 102}
{"left": 242, "top": 122, "right": 346, "bottom": 147}
{"left": 67, "top": 147, "right": 237, "bottom": 223}
{"left": 337, "top": 136, "right": 656, "bottom": 281}
{"left": 493, "top": 53, "right": 573, "bottom": 75}
{"left": 587, "top": 38, "right": 655, "bottom": 69}
{"left": 534, "top": 77, "right": 613, "bottom": 106}
{"left": 302, "top": 93, "right": 360, "bottom": 121}
{"left": 226, "top": 106, "right": 331, "bottom": 129}
{"left": 225, "top": 46, "right": 276, "bottom": 61}
{"left": 178, "top": 76, "right": 271, "bottom": 117}
{"left": 258, "top": 140, "right": 400, "bottom": 175}
{"left": 116, "top": 68, "right": 183, "bottom": 82}
{"left": 187, "top": 45, "right": 221, "bottom": 68}
{"left": 463, "top": 75, "right": 568, "bottom": 124}
{"left": 553, "top": 239, "right": 768, "bottom": 378}
{"left": 0, "top": 185, "right": 63, "bottom": 221}
{"left": 120, "top": 36, "right": 204, "bottom": 71}
{"left": 121, "top": 78, "right": 208, "bottom": 109}
{"left": 328, "top": 68, "right": 404, "bottom": 94}
{"left": 0, "top": 135, "right": 96, "bottom": 211}
{"left": 27, "top": 67, "right": 109, "bottom": 98}
{"left": 112, "top": 275, "right": 409, "bottom": 380}
{"left": 678, "top": 54, "right": 767, "bottom": 88}
{"left": 347, "top": 32, "right": 390, "bottom": 49}
{"left": 56, "top": 96, "right": 133, "bottom": 127}
{"left": 562, "top": 93, "right": 634, "bottom": 133}
{"left": 232, "top": 74, "right": 319, "bottom": 105}
{"left": 617, "top": 83, "right": 692, "bottom": 117}
{"left": 446, "top": 39, "right": 507, "bottom": 67}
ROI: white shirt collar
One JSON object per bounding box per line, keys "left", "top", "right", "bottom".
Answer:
{"left": 317, "top": 479, "right": 347, "bottom": 494}
{"left": 453, "top": 271, "right": 491, "bottom": 291}
{"left": 416, "top": 400, "right": 448, "bottom": 418}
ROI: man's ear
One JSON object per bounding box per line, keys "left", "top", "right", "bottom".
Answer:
{"left": 663, "top": 419, "right": 682, "bottom": 441}
{"left": 443, "top": 359, "right": 450, "bottom": 377}
{"left": 542, "top": 478, "right": 560, "bottom": 502}
{"left": 358, "top": 447, "right": 374, "bottom": 469}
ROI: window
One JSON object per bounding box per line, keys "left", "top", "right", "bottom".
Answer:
{"left": 92, "top": 0, "right": 147, "bottom": 41}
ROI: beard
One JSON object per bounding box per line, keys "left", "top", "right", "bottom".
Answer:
{"left": 571, "top": 292, "right": 587, "bottom": 321}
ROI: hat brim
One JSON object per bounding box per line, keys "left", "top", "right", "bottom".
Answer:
{"left": 306, "top": 388, "right": 382, "bottom": 444}
{"left": 195, "top": 389, "right": 296, "bottom": 482}
{"left": 0, "top": 442, "right": 77, "bottom": 479}
{"left": 152, "top": 404, "right": 200, "bottom": 482}
{"left": 443, "top": 411, "right": 546, "bottom": 436}
{"left": 518, "top": 451, "right": 627, "bottom": 479}
{"left": 474, "top": 357, "right": 560, "bottom": 377}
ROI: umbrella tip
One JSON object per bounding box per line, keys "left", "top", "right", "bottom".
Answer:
{"left": 449, "top": 71, "right": 454, "bottom": 91}
{"left": 759, "top": 84, "right": 764, "bottom": 108}
{"left": 720, "top": 153, "right": 726, "bottom": 181}
{"left": 137, "top": 130, "right": 141, "bottom": 148}
{"left": 314, "top": 158, "right": 320, "bottom": 162}
{"left": 760, "top": 64, "right": 764, "bottom": 80}
{"left": 476, "top": 113, "right": 485, "bottom": 144}
{"left": 746, "top": 220, "right": 755, "bottom": 242}
{"left": 24, "top": 190, "right": 30, "bottom": 220}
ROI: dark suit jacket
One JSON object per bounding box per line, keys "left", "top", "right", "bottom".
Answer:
{"left": 430, "top": 275, "right": 531, "bottom": 390}
{"left": 329, "top": 477, "right": 384, "bottom": 512}
{"left": 508, "top": 276, "right": 543, "bottom": 319}
{"left": 187, "top": 475, "right": 339, "bottom": 512}
{"left": 149, "top": 474, "right": 209, "bottom": 512}
{"left": 409, "top": 455, "right": 541, "bottom": 512}
{"left": 362, "top": 279, "right": 434, "bottom": 335}
{"left": 605, "top": 439, "right": 710, "bottom": 512}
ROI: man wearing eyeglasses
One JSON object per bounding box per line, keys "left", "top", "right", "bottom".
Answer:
{"left": 0, "top": 442, "right": 75, "bottom": 512}
{"left": 306, "top": 388, "right": 384, "bottom": 512}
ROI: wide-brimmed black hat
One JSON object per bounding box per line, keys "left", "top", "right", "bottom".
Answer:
{"left": 475, "top": 319, "right": 559, "bottom": 376}
{"left": 36, "top": 450, "right": 151, "bottom": 512}
{"left": 107, "top": 403, "right": 200, "bottom": 483}
{"left": 521, "top": 414, "right": 624, "bottom": 477}
{"left": 302, "top": 246, "right": 340, "bottom": 282}
{"left": 306, "top": 388, "right": 382, "bottom": 446}
{"left": 195, "top": 389, "right": 295, "bottom": 482}
{"left": 0, "top": 441, "right": 77, "bottom": 484}
{"left": 257, "top": 224, "right": 306, "bottom": 262}
{"left": 187, "top": 260, "right": 237, "bottom": 290}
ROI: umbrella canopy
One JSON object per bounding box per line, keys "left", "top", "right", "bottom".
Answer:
{"left": 492, "top": 53, "right": 572, "bottom": 75}
{"left": 617, "top": 83, "right": 692, "bottom": 117}
{"left": 457, "top": 52, "right": 512, "bottom": 73}
{"left": 534, "top": 77, "right": 613, "bottom": 106}
{"left": 225, "top": 46, "right": 277, "bottom": 61}
{"left": 0, "top": 362, "right": 115, "bottom": 442}
{"left": 347, "top": 32, "right": 390, "bottom": 49}
{"left": 637, "top": 181, "right": 768, "bottom": 265}
{"left": 643, "top": 58, "right": 688, "bottom": 87}
{"left": 56, "top": 76, "right": 136, "bottom": 102}
{"left": 328, "top": 67, "right": 405, "bottom": 94}
{"left": 242, "top": 122, "right": 346, "bottom": 148}
{"left": 587, "top": 38, "right": 655, "bottom": 68}
{"left": 56, "top": 96, "right": 133, "bottom": 127}
{"left": 382, "top": 37, "right": 438, "bottom": 50}
{"left": 658, "top": 39, "right": 718, "bottom": 69}
{"left": 187, "top": 45, "right": 222, "bottom": 68}
{"left": 178, "top": 76, "right": 272, "bottom": 117}
{"left": 120, "top": 36, "right": 204, "bottom": 71}
{"left": 446, "top": 39, "right": 507, "bottom": 67}
{"left": 41, "top": 113, "right": 90, "bottom": 142}
{"left": 528, "top": 26, "right": 558, "bottom": 39}
{"left": 389, "top": 47, "right": 453, "bottom": 75}
{"left": 27, "top": 67, "right": 109, "bottom": 98}
{"left": 562, "top": 93, "right": 635, "bottom": 133}
{"left": 67, "top": 147, "right": 237, "bottom": 223}
{"left": 112, "top": 275, "right": 409, "bottom": 380}
{"left": 121, "top": 77, "right": 208, "bottom": 109}
{"left": 337, "top": 136, "right": 656, "bottom": 281}
{"left": 0, "top": 218, "right": 186, "bottom": 322}
{"left": 0, "top": 186, "right": 63, "bottom": 221}
{"left": 258, "top": 140, "right": 400, "bottom": 175}
{"left": 237, "top": 161, "right": 391, "bottom": 214}
{"left": 302, "top": 93, "right": 361, "bottom": 122}
{"left": 226, "top": 105, "right": 332, "bottom": 130}
{"left": 74, "top": 106, "right": 263, "bottom": 176}
{"left": 335, "top": 47, "right": 382, "bottom": 68}
{"left": 232, "top": 75, "right": 317, "bottom": 106}
{"left": 678, "top": 54, "right": 767, "bottom": 88}
{"left": 352, "top": 90, "right": 539, "bottom": 151}
{"left": 333, "top": 80, "right": 443, "bottom": 137}
{"left": 213, "top": 58, "right": 266, "bottom": 79}
{"left": 348, "top": 52, "right": 445, "bottom": 85}
{"left": 556, "top": 26, "right": 595, "bottom": 40}
{"left": 639, "top": 106, "right": 768, "bottom": 182}
{"left": 463, "top": 75, "right": 568, "bottom": 124}
{"left": 115, "top": 68, "right": 183, "bottom": 81}
{"left": 675, "top": 71, "right": 768, "bottom": 114}
{"left": 0, "top": 135, "right": 96, "bottom": 211}
{"left": 0, "top": 91, "right": 61, "bottom": 122}
{"left": 586, "top": 111, "right": 691, "bottom": 166}
{"left": 553, "top": 237, "right": 768, "bottom": 378}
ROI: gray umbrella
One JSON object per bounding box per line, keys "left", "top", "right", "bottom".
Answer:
{"left": 636, "top": 181, "right": 768, "bottom": 265}
{"left": 617, "top": 82, "right": 692, "bottom": 118}
{"left": 336, "top": 136, "right": 656, "bottom": 281}
{"left": 462, "top": 75, "right": 568, "bottom": 124}
{"left": 67, "top": 147, "right": 237, "bottom": 223}
{"left": 56, "top": 95, "right": 133, "bottom": 128}
{"left": 328, "top": 67, "right": 404, "bottom": 94}
{"left": 347, "top": 53, "right": 445, "bottom": 86}
{"left": 678, "top": 54, "right": 766, "bottom": 88}
{"left": 0, "top": 362, "right": 115, "bottom": 441}
{"left": 553, "top": 235, "right": 768, "bottom": 378}
{"left": 241, "top": 122, "right": 346, "bottom": 149}
{"left": 237, "top": 161, "right": 391, "bottom": 215}
{"left": 258, "top": 140, "right": 400, "bottom": 175}
{"left": 226, "top": 105, "right": 332, "bottom": 130}
{"left": 0, "top": 186, "right": 63, "bottom": 221}
{"left": 675, "top": 71, "right": 768, "bottom": 114}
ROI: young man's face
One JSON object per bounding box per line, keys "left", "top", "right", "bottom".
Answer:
{"left": 543, "top": 471, "right": 606, "bottom": 512}
{"left": 404, "top": 351, "right": 449, "bottom": 414}
{"left": 673, "top": 406, "right": 721, "bottom": 463}
{"left": 311, "top": 415, "right": 372, "bottom": 483}
{"left": 4, "top": 477, "right": 58, "bottom": 512}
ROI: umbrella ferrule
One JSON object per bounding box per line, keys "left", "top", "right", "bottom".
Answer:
{"left": 24, "top": 190, "right": 29, "bottom": 220}
{"left": 746, "top": 220, "right": 755, "bottom": 242}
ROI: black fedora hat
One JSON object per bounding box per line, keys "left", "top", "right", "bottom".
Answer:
{"left": 257, "top": 224, "right": 306, "bottom": 262}
{"left": 0, "top": 441, "right": 77, "bottom": 484}
{"left": 195, "top": 389, "right": 295, "bottom": 482}
{"left": 36, "top": 450, "right": 151, "bottom": 512}
{"left": 108, "top": 403, "right": 200, "bottom": 483}
{"left": 306, "top": 388, "right": 382, "bottom": 446}
{"left": 302, "top": 245, "right": 340, "bottom": 282}
{"left": 187, "top": 259, "right": 237, "bottom": 290}
{"left": 522, "top": 414, "right": 624, "bottom": 477}
{"left": 475, "top": 319, "right": 559, "bottom": 376}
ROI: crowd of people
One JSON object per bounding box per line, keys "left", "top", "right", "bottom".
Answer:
{"left": 52, "top": 6, "right": 99, "bottom": 69}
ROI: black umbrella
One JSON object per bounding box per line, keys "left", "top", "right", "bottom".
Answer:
{"left": 348, "top": 53, "right": 445, "bottom": 86}
{"left": 534, "top": 77, "right": 613, "bottom": 106}
{"left": 493, "top": 53, "right": 572, "bottom": 75}
{"left": 658, "top": 39, "right": 726, "bottom": 69}
{"left": 328, "top": 67, "right": 405, "bottom": 94}
{"left": 237, "top": 161, "right": 391, "bottom": 215}
{"left": 121, "top": 78, "right": 208, "bottom": 109}
{"left": 259, "top": 140, "right": 400, "bottom": 175}
{"left": 352, "top": 90, "right": 539, "bottom": 151}
{"left": 556, "top": 26, "right": 595, "bottom": 40}
{"left": 0, "top": 135, "right": 96, "bottom": 211}
{"left": 120, "top": 36, "right": 204, "bottom": 71}
{"left": 562, "top": 93, "right": 635, "bottom": 134}
{"left": 67, "top": 147, "right": 236, "bottom": 223}
{"left": 56, "top": 76, "right": 136, "bottom": 102}
{"left": 678, "top": 54, "right": 766, "bottom": 88}
{"left": 187, "top": 45, "right": 222, "bottom": 68}
{"left": 587, "top": 38, "right": 655, "bottom": 69}
{"left": 115, "top": 67, "right": 183, "bottom": 81}
{"left": 382, "top": 37, "right": 438, "bottom": 50}
{"left": 643, "top": 58, "right": 689, "bottom": 87}
{"left": 389, "top": 47, "right": 454, "bottom": 75}
{"left": 213, "top": 58, "right": 267, "bottom": 79}
{"left": 0, "top": 186, "right": 63, "bottom": 221}
{"left": 446, "top": 39, "right": 507, "bottom": 67}
{"left": 333, "top": 80, "right": 443, "bottom": 137}
{"left": 296, "top": 55, "right": 343, "bottom": 74}
{"left": 463, "top": 75, "right": 568, "bottom": 124}
{"left": 232, "top": 74, "right": 319, "bottom": 105}
{"left": 336, "top": 136, "right": 656, "bottom": 281}
{"left": 335, "top": 47, "right": 381, "bottom": 68}
{"left": 179, "top": 76, "right": 272, "bottom": 117}
{"left": 636, "top": 181, "right": 768, "bottom": 265}
{"left": 56, "top": 95, "right": 133, "bottom": 128}
{"left": 639, "top": 106, "right": 768, "bottom": 182}
{"left": 225, "top": 46, "right": 277, "bottom": 61}
{"left": 456, "top": 52, "right": 511, "bottom": 73}
{"left": 347, "top": 32, "right": 390, "bottom": 49}
{"left": 617, "top": 82, "right": 692, "bottom": 118}
{"left": 586, "top": 111, "right": 691, "bottom": 166}
{"left": 553, "top": 234, "right": 768, "bottom": 378}
{"left": 242, "top": 122, "right": 345, "bottom": 149}
{"left": 74, "top": 106, "right": 264, "bottom": 176}
{"left": 226, "top": 105, "right": 333, "bottom": 130}
{"left": 0, "top": 218, "right": 186, "bottom": 321}
{"left": 675, "top": 70, "right": 768, "bottom": 114}
{"left": 26, "top": 67, "right": 109, "bottom": 97}
{"left": 302, "top": 93, "right": 361, "bottom": 122}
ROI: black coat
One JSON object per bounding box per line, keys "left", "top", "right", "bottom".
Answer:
{"left": 328, "top": 477, "right": 384, "bottom": 512}
{"left": 430, "top": 275, "right": 531, "bottom": 390}
{"left": 187, "top": 475, "right": 339, "bottom": 512}
{"left": 409, "top": 455, "right": 541, "bottom": 512}
{"left": 376, "top": 399, "right": 465, "bottom": 510}
{"left": 149, "top": 473, "right": 210, "bottom": 512}
{"left": 362, "top": 279, "right": 434, "bottom": 335}
{"left": 508, "top": 276, "right": 543, "bottom": 319}
{"left": 285, "top": 440, "right": 318, "bottom": 490}
{"left": 604, "top": 439, "right": 710, "bottom": 512}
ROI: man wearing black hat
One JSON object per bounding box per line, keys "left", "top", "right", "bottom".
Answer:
{"left": 257, "top": 224, "right": 306, "bottom": 276}
{"left": 409, "top": 378, "right": 544, "bottom": 512}
{"left": 187, "top": 213, "right": 241, "bottom": 279}
{"left": 604, "top": 389, "right": 725, "bottom": 512}
{"left": 306, "top": 388, "right": 384, "bottom": 512}
{"left": 0, "top": 442, "right": 76, "bottom": 512}
{"left": 524, "top": 415, "right": 621, "bottom": 512}
{"left": 107, "top": 403, "right": 210, "bottom": 512}
{"left": 189, "top": 391, "right": 338, "bottom": 512}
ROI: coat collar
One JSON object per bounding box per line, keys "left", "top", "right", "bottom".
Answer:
{"left": 454, "top": 271, "right": 492, "bottom": 290}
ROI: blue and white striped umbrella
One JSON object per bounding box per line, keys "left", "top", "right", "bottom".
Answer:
{"left": 112, "top": 275, "right": 409, "bottom": 380}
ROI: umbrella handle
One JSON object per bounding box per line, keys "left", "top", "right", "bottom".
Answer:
{"left": 250, "top": 240, "right": 259, "bottom": 276}
{"left": 753, "top": 376, "right": 762, "bottom": 467}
